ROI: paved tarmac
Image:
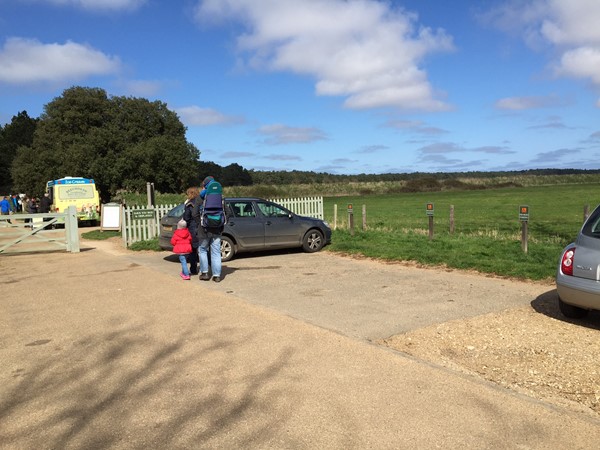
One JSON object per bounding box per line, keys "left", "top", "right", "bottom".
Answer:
{"left": 117, "top": 243, "right": 555, "bottom": 341}
{"left": 1, "top": 240, "right": 599, "bottom": 449}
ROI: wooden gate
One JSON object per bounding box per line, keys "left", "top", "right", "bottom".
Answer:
{"left": 0, "top": 205, "right": 80, "bottom": 254}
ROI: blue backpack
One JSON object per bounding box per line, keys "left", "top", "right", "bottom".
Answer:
{"left": 201, "top": 180, "right": 226, "bottom": 230}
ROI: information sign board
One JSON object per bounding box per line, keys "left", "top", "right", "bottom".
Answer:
{"left": 519, "top": 205, "right": 529, "bottom": 221}
{"left": 131, "top": 209, "right": 155, "bottom": 220}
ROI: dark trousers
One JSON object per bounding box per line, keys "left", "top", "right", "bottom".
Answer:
{"left": 188, "top": 245, "right": 199, "bottom": 274}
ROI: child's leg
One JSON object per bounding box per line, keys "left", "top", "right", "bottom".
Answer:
{"left": 179, "top": 254, "right": 190, "bottom": 276}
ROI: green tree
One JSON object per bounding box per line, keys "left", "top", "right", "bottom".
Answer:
{"left": 197, "top": 161, "right": 223, "bottom": 184}
{"left": 0, "top": 111, "right": 38, "bottom": 193}
{"left": 221, "top": 163, "right": 252, "bottom": 186}
{"left": 11, "top": 86, "right": 199, "bottom": 200}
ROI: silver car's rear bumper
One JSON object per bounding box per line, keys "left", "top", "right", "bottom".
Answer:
{"left": 556, "top": 271, "right": 600, "bottom": 310}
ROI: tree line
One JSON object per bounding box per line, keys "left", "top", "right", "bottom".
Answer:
{"left": 1, "top": 86, "right": 598, "bottom": 201}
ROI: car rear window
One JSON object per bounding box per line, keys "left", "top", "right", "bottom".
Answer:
{"left": 257, "top": 201, "right": 290, "bottom": 218}
{"left": 581, "top": 205, "right": 600, "bottom": 238}
{"left": 167, "top": 203, "right": 185, "bottom": 217}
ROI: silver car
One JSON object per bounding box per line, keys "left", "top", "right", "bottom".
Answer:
{"left": 556, "top": 204, "right": 600, "bottom": 318}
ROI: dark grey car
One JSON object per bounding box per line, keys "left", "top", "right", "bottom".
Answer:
{"left": 556, "top": 203, "right": 600, "bottom": 318}
{"left": 159, "top": 197, "right": 332, "bottom": 262}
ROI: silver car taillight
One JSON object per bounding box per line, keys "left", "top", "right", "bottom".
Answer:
{"left": 561, "top": 248, "right": 575, "bottom": 276}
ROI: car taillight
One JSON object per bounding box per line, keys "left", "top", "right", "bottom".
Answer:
{"left": 561, "top": 248, "right": 575, "bottom": 276}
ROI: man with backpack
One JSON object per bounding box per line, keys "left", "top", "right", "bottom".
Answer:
{"left": 193, "top": 176, "right": 225, "bottom": 282}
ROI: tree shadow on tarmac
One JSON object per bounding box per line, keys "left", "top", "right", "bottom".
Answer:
{"left": 530, "top": 289, "right": 600, "bottom": 331}
{"left": 0, "top": 322, "right": 297, "bottom": 448}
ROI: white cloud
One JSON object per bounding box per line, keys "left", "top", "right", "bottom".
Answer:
{"left": 385, "top": 118, "right": 448, "bottom": 135}
{"left": 494, "top": 94, "right": 568, "bottom": 110}
{"left": 263, "top": 154, "right": 302, "bottom": 161}
{"left": 530, "top": 148, "right": 578, "bottom": 163}
{"left": 538, "top": 0, "right": 600, "bottom": 46}
{"left": 418, "top": 142, "right": 514, "bottom": 155}
{"left": 0, "top": 37, "right": 120, "bottom": 84}
{"left": 526, "top": 116, "right": 571, "bottom": 130}
{"left": 483, "top": 0, "right": 600, "bottom": 104}
{"left": 175, "top": 105, "right": 244, "bottom": 126}
{"left": 355, "top": 145, "right": 389, "bottom": 154}
{"left": 221, "top": 151, "right": 255, "bottom": 158}
{"left": 34, "top": 0, "right": 146, "bottom": 11}
{"left": 556, "top": 47, "right": 600, "bottom": 84}
{"left": 586, "top": 131, "right": 600, "bottom": 142}
{"left": 258, "top": 124, "right": 327, "bottom": 145}
{"left": 195, "top": 0, "right": 454, "bottom": 111}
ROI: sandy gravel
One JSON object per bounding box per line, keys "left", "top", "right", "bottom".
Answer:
{"left": 381, "top": 301, "right": 600, "bottom": 417}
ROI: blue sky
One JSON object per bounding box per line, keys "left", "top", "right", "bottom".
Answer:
{"left": 1, "top": 0, "right": 600, "bottom": 174}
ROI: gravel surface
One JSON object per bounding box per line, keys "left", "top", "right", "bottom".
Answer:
{"left": 380, "top": 297, "right": 600, "bottom": 417}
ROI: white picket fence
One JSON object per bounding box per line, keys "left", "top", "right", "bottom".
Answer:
{"left": 268, "top": 196, "right": 323, "bottom": 220}
{"left": 121, "top": 196, "right": 323, "bottom": 247}
{"left": 121, "top": 203, "right": 177, "bottom": 247}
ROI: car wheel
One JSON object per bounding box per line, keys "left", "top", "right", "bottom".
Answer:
{"left": 302, "top": 229, "right": 324, "bottom": 253}
{"left": 558, "top": 297, "right": 589, "bottom": 319}
{"left": 220, "top": 235, "right": 235, "bottom": 262}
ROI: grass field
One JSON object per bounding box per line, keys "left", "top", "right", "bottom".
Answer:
{"left": 322, "top": 184, "right": 600, "bottom": 281}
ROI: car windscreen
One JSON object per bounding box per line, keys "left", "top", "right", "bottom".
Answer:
{"left": 581, "top": 205, "right": 600, "bottom": 238}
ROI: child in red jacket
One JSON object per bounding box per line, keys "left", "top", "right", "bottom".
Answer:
{"left": 171, "top": 219, "right": 193, "bottom": 280}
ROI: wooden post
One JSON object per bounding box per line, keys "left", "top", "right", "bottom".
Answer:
{"left": 428, "top": 216, "right": 434, "bottom": 240}
{"left": 333, "top": 204, "right": 338, "bottom": 230}
{"left": 449, "top": 205, "right": 455, "bottom": 235}
{"left": 362, "top": 204, "right": 366, "bottom": 230}
{"left": 65, "top": 205, "right": 80, "bottom": 253}
{"left": 426, "top": 203, "right": 434, "bottom": 240}
{"left": 519, "top": 205, "right": 529, "bottom": 253}
{"left": 584, "top": 204, "right": 590, "bottom": 223}
{"left": 348, "top": 204, "right": 354, "bottom": 236}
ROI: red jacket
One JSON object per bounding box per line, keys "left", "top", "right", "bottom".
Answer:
{"left": 171, "top": 228, "right": 192, "bottom": 255}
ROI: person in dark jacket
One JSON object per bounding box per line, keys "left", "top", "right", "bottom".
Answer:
{"left": 182, "top": 186, "right": 200, "bottom": 275}
{"left": 39, "top": 192, "right": 52, "bottom": 223}
{"left": 39, "top": 192, "right": 51, "bottom": 213}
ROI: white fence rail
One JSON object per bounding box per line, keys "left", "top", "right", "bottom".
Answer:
{"left": 0, "top": 206, "right": 80, "bottom": 254}
{"left": 121, "top": 196, "right": 323, "bottom": 247}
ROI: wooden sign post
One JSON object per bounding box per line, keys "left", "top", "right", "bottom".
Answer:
{"left": 519, "top": 205, "right": 529, "bottom": 253}
{"left": 426, "top": 203, "right": 434, "bottom": 240}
